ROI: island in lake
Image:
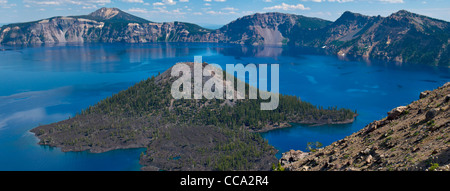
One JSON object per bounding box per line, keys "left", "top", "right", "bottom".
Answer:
{"left": 31, "top": 62, "right": 356, "bottom": 171}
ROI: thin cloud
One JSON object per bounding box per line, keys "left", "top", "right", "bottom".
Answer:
{"left": 163, "top": 0, "right": 176, "bottom": 5}
{"left": 301, "top": 0, "right": 354, "bottom": 2}
{"left": 128, "top": 7, "right": 148, "bottom": 13}
{"left": 0, "top": 0, "right": 16, "bottom": 8}
{"left": 222, "top": 7, "right": 238, "bottom": 11}
{"left": 122, "top": 0, "right": 144, "bottom": 3}
{"left": 23, "top": 0, "right": 112, "bottom": 7}
{"left": 378, "top": 0, "right": 404, "bottom": 3}
{"left": 263, "top": 3, "right": 310, "bottom": 11}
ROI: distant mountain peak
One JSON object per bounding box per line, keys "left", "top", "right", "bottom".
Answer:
{"left": 233, "top": 12, "right": 294, "bottom": 21}
{"left": 341, "top": 11, "right": 360, "bottom": 16}
{"left": 89, "top": 7, "right": 121, "bottom": 20}
{"left": 389, "top": 10, "right": 431, "bottom": 21}
{"left": 337, "top": 11, "right": 369, "bottom": 21}
{"left": 87, "top": 7, "right": 150, "bottom": 23}
{"left": 251, "top": 12, "right": 294, "bottom": 16}
{"left": 333, "top": 11, "right": 374, "bottom": 26}
{"left": 392, "top": 9, "right": 413, "bottom": 16}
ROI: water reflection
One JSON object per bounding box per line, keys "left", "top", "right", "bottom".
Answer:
{"left": 215, "top": 45, "right": 324, "bottom": 60}
{"left": 2, "top": 43, "right": 217, "bottom": 73}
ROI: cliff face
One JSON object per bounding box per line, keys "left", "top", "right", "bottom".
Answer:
{"left": 0, "top": 17, "right": 103, "bottom": 44}
{"left": 0, "top": 8, "right": 212, "bottom": 44}
{"left": 1, "top": 8, "right": 449, "bottom": 66}
{"left": 215, "top": 12, "right": 331, "bottom": 45}
{"left": 281, "top": 82, "right": 450, "bottom": 171}
{"left": 84, "top": 21, "right": 212, "bottom": 43}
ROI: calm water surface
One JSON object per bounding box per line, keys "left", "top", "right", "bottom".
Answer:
{"left": 0, "top": 43, "right": 448, "bottom": 170}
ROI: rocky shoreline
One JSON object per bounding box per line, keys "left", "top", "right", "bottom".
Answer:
{"left": 252, "top": 115, "right": 357, "bottom": 133}
{"left": 32, "top": 114, "right": 357, "bottom": 154}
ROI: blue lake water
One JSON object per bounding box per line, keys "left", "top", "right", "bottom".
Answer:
{"left": 0, "top": 43, "right": 448, "bottom": 170}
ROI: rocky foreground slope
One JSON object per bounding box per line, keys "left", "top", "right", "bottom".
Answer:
{"left": 281, "top": 82, "right": 450, "bottom": 171}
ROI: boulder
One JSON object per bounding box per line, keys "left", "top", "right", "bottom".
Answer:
{"left": 425, "top": 108, "right": 439, "bottom": 121}
{"left": 445, "top": 94, "right": 450, "bottom": 103}
{"left": 329, "top": 156, "right": 337, "bottom": 162}
{"left": 417, "top": 108, "right": 423, "bottom": 114}
{"left": 280, "top": 150, "right": 309, "bottom": 166}
{"left": 387, "top": 106, "right": 407, "bottom": 120}
{"left": 300, "top": 166, "right": 310, "bottom": 171}
{"left": 420, "top": 90, "right": 431, "bottom": 99}
{"left": 324, "top": 162, "right": 335, "bottom": 169}
{"left": 365, "top": 121, "right": 379, "bottom": 133}
{"left": 347, "top": 167, "right": 360, "bottom": 171}
{"left": 361, "top": 148, "right": 371, "bottom": 155}
{"left": 444, "top": 82, "right": 450, "bottom": 87}
{"left": 366, "top": 155, "right": 373, "bottom": 163}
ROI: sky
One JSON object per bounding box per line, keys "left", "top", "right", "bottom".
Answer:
{"left": 0, "top": 0, "right": 449, "bottom": 28}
